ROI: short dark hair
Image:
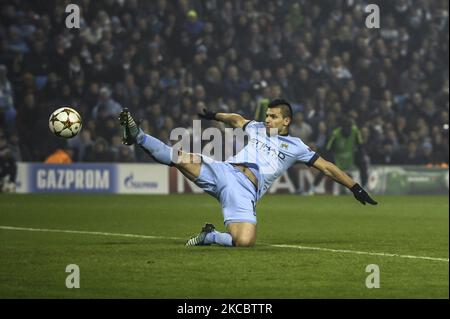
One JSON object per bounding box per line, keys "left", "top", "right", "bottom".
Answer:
{"left": 267, "top": 99, "right": 293, "bottom": 119}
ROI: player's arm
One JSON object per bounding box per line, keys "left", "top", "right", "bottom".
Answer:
{"left": 198, "top": 108, "right": 249, "bottom": 128}
{"left": 312, "top": 156, "right": 377, "bottom": 205}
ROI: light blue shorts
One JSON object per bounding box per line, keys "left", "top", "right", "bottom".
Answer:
{"left": 193, "top": 159, "right": 257, "bottom": 225}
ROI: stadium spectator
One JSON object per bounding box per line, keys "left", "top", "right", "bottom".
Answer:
{"left": 393, "top": 140, "right": 427, "bottom": 165}
{"left": 67, "top": 129, "right": 94, "bottom": 162}
{"left": 116, "top": 145, "right": 136, "bottom": 162}
{"left": 0, "top": 132, "right": 17, "bottom": 192}
{"left": 290, "top": 112, "right": 313, "bottom": 143}
{"left": 44, "top": 148, "right": 73, "bottom": 164}
{"left": 309, "top": 117, "right": 368, "bottom": 194}
{"left": 84, "top": 137, "right": 115, "bottom": 162}
{"left": 92, "top": 87, "right": 122, "bottom": 120}
{"left": 312, "top": 121, "right": 328, "bottom": 151}
{"left": 371, "top": 140, "right": 396, "bottom": 165}
{"left": 0, "top": 64, "right": 16, "bottom": 136}
{"left": 183, "top": 10, "right": 204, "bottom": 40}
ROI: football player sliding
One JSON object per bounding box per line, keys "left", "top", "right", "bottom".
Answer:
{"left": 119, "top": 99, "right": 377, "bottom": 247}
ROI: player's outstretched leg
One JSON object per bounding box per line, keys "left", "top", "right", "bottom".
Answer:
{"left": 185, "top": 223, "right": 234, "bottom": 247}
{"left": 119, "top": 108, "right": 173, "bottom": 165}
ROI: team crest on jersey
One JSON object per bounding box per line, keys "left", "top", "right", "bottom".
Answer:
{"left": 281, "top": 142, "right": 289, "bottom": 149}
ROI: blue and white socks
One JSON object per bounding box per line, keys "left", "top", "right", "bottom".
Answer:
{"left": 137, "top": 132, "right": 173, "bottom": 165}
{"left": 204, "top": 231, "right": 234, "bottom": 246}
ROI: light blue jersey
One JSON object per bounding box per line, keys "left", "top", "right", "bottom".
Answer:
{"left": 226, "top": 121, "right": 319, "bottom": 200}
{"left": 194, "top": 120, "right": 318, "bottom": 225}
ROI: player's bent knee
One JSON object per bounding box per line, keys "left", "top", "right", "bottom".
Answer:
{"left": 227, "top": 222, "right": 256, "bottom": 247}
{"left": 233, "top": 237, "right": 255, "bottom": 247}
{"left": 174, "top": 150, "right": 201, "bottom": 165}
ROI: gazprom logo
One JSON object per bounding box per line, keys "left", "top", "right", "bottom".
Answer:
{"left": 124, "top": 174, "right": 158, "bottom": 189}
{"left": 35, "top": 168, "right": 110, "bottom": 190}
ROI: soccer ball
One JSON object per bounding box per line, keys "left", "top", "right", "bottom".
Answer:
{"left": 49, "top": 107, "right": 82, "bottom": 138}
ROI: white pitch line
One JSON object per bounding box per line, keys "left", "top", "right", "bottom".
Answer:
{"left": 1, "top": 225, "right": 448, "bottom": 263}
{"left": 0, "top": 225, "right": 182, "bottom": 241}
{"left": 270, "top": 244, "right": 449, "bottom": 263}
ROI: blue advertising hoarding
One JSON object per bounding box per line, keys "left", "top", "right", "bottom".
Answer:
{"left": 28, "top": 163, "right": 117, "bottom": 193}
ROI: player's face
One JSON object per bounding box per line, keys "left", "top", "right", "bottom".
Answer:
{"left": 265, "top": 107, "right": 290, "bottom": 135}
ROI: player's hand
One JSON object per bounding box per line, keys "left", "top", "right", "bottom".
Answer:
{"left": 198, "top": 108, "right": 217, "bottom": 120}
{"left": 350, "top": 183, "right": 377, "bottom": 205}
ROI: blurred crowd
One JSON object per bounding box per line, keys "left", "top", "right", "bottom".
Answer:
{"left": 0, "top": 0, "right": 448, "bottom": 166}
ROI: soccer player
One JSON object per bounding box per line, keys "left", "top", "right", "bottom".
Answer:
{"left": 119, "top": 99, "right": 377, "bottom": 247}
{"left": 309, "top": 117, "right": 368, "bottom": 194}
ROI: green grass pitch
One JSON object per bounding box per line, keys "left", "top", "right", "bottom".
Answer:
{"left": 0, "top": 194, "right": 448, "bottom": 298}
